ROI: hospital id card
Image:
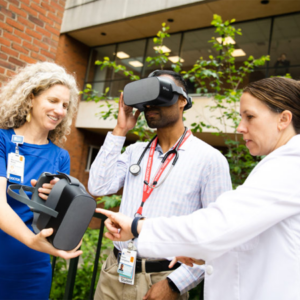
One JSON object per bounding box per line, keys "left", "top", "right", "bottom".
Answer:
{"left": 7, "top": 152, "right": 25, "bottom": 183}
{"left": 118, "top": 248, "right": 137, "bottom": 285}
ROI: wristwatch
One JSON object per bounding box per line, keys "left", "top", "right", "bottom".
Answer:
{"left": 167, "top": 277, "right": 180, "bottom": 294}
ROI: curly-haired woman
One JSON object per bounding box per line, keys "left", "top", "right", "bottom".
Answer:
{"left": 0, "top": 62, "right": 82, "bottom": 300}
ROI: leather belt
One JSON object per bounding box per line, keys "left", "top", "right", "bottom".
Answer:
{"left": 113, "top": 247, "right": 180, "bottom": 274}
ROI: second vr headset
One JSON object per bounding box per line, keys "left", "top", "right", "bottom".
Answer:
{"left": 123, "top": 72, "right": 192, "bottom": 112}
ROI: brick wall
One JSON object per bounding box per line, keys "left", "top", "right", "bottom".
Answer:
{"left": 0, "top": 0, "right": 66, "bottom": 87}
{"left": 55, "top": 34, "right": 91, "bottom": 182}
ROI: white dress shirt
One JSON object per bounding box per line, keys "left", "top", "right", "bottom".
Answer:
{"left": 89, "top": 131, "right": 231, "bottom": 293}
{"left": 138, "top": 134, "right": 300, "bottom": 300}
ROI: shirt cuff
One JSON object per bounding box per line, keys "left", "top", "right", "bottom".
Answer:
{"left": 167, "top": 264, "right": 204, "bottom": 294}
{"left": 103, "top": 131, "right": 126, "bottom": 152}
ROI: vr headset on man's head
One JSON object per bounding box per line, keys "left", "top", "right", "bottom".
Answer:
{"left": 123, "top": 71, "right": 192, "bottom": 112}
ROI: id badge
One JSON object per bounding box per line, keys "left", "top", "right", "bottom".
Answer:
{"left": 118, "top": 248, "right": 137, "bottom": 285}
{"left": 7, "top": 152, "right": 25, "bottom": 183}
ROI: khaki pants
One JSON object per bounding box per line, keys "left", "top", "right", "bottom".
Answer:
{"left": 94, "top": 251, "right": 189, "bottom": 300}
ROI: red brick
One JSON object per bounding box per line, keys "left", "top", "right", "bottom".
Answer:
{"left": 47, "top": 12, "right": 62, "bottom": 24}
{"left": 17, "top": 16, "right": 34, "bottom": 29}
{"left": 38, "top": 54, "right": 48, "bottom": 61}
{"left": 23, "top": 41, "right": 39, "bottom": 52}
{"left": 15, "top": 29, "right": 32, "bottom": 42}
{"left": 50, "top": 0, "right": 64, "bottom": 12}
{"left": 3, "top": 32, "right": 21, "bottom": 44}
{"left": 19, "top": 54, "right": 37, "bottom": 64}
{"left": 45, "top": 24, "right": 60, "bottom": 36}
{"left": 12, "top": 43, "right": 29, "bottom": 55}
{"left": 0, "top": 0, "right": 8, "bottom": 8}
{"left": 53, "top": 22, "right": 62, "bottom": 30}
{"left": 28, "top": 15, "right": 44, "bottom": 27}
{"left": 8, "top": 0, "right": 19, "bottom": 6}
{"left": 53, "top": 35, "right": 60, "bottom": 42}
{"left": 43, "top": 36, "right": 58, "bottom": 47}
{"left": 20, "top": 3, "right": 38, "bottom": 17}
{"left": 58, "top": 0, "right": 66, "bottom": 7}
{"left": 9, "top": 3, "right": 27, "bottom": 17}
{"left": 6, "top": 69, "right": 17, "bottom": 77}
{"left": 41, "top": 1, "right": 56, "bottom": 13}
{"left": 39, "top": 13, "right": 54, "bottom": 26}
{"left": 0, "top": 5, "right": 16, "bottom": 19}
{"left": 0, "top": 13, "right": 4, "bottom": 21}
{"left": 0, "top": 37, "right": 10, "bottom": 47}
{"left": 6, "top": 18, "right": 25, "bottom": 31}
{"left": 1, "top": 45, "right": 18, "bottom": 57}
{"left": 50, "top": 46, "right": 57, "bottom": 54}
{"left": 56, "top": 10, "right": 64, "bottom": 19}
{"left": 36, "top": 26, "right": 51, "bottom": 38}
{"left": 30, "top": 3, "right": 47, "bottom": 16}
{"left": 0, "top": 66, "right": 5, "bottom": 74}
{"left": 0, "top": 53, "right": 8, "bottom": 60}
{"left": 9, "top": 56, "right": 26, "bottom": 67}
{"left": 0, "top": 21, "right": 13, "bottom": 33}
{"left": 31, "top": 51, "right": 47, "bottom": 62}
{"left": 0, "top": 59, "right": 16, "bottom": 70}
{"left": 25, "top": 28, "right": 42, "bottom": 40}
{"left": 33, "top": 38, "right": 49, "bottom": 50}
{"left": 21, "top": 0, "right": 29, "bottom": 4}
{"left": 41, "top": 49, "right": 55, "bottom": 60}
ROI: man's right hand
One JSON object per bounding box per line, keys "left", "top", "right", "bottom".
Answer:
{"left": 112, "top": 92, "right": 141, "bottom": 136}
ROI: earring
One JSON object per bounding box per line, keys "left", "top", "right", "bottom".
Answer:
{"left": 26, "top": 111, "right": 31, "bottom": 123}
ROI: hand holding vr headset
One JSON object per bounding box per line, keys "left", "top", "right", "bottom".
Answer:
{"left": 113, "top": 71, "right": 192, "bottom": 138}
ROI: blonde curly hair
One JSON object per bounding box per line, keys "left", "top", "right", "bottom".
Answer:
{"left": 0, "top": 62, "right": 79, "bottom": 144}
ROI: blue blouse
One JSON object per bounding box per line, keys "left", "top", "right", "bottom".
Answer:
{"left": 0, "top": 128, "right": 70, "bottom": 299}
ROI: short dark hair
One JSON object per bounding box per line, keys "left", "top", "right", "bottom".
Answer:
{"left": 148, "top": 70, "right": 188, "bottom": 93}
{"left": 244, "top": 77, "right": 300, "bottom": 133}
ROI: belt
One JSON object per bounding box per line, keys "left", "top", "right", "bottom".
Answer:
{"left": 113, "top": 247, "right": 181, "bottom": 274}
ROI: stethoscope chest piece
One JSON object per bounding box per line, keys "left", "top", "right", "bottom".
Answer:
{"left": 129, "top": 164, "right": 141, "bottom": 176}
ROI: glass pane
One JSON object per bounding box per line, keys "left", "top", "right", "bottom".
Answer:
{"left": 270, "top": 13, "right": 300, "bottom": 76}
{"left": 86, "top": 45, "right": 116, "bottom": 84}
{"left": 143, "top": 33, "right": 182, "bottom": 76}
{"left": 268, "top": 66, "right": 300, "bottom": 80}
{"left": 234, "top": 19, "right": 271, "bottom": 63}
{"left": 113, "top": 39, "right": 147, "bottom": 80}
{"left": 181, "top": 28, "right": 218, "bottom": 93}
{"left": 181, "top": 27, "right": 217, "bottom": 69}
{"left": 110, "top": 79, "right": 132, "bottom": 98}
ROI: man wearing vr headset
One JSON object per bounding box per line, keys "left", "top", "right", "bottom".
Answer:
{"left": 88, "top": 70, "right": 231, "bottom": 300}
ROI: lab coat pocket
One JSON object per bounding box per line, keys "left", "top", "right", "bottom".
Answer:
{"left": 231, "top": 236, "right": 260, "bottom": 252}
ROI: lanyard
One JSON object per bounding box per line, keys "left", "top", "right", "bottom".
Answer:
{"left": 136, "top": 129, "right": 191, "bottom": 216}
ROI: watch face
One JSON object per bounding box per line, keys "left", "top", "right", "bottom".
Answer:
{"left": 130, "top": 164, "right": 140, "bottom": 175}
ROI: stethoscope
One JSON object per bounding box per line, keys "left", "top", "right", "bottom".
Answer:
{"left": 129, "top": 127, "right": 188, "bottom": 188}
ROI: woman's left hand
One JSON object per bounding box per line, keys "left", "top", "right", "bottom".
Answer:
{"left": 31, "top": 178, "right": 59, "bottom": 200}
{"left": 169, "top": 256, "right": 205, "bottom": 268}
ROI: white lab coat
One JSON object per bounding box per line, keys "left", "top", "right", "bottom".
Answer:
{"left": 138, "top": 134, "right": 300, "bottom": 300}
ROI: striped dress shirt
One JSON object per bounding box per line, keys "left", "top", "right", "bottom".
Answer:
{"left": 88, "top": 131, "right": 232, "bottom": 293}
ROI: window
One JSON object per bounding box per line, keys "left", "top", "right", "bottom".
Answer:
{"left": 269, "top": 13, "right": 300, "bottom": 79}
{"left": 84, "top": 12, "right": 300, "bottom": 97}
{"left": 86, "top": 145, "right": 100, "bottom": 171}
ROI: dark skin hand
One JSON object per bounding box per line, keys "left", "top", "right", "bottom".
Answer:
{"left": 143, "top": 279, "right": 178, "bottom": 300}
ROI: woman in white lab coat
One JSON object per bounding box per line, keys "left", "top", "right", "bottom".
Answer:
{"left": 98, "top": 77, "right": 300, "bottom": 300}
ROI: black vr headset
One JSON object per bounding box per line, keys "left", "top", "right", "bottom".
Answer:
{"left": 8, "top": 172, "right": 96, "bottom": 251}
{"left": 123, "top": 71, "right": 192, "bottom": 112}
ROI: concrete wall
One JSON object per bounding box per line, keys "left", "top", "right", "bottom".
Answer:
{"left": 75, "top": 96, "right": 237, "bottom": 134}
{"left": 61, "top": 0, "right": 206, "bottom": 33}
